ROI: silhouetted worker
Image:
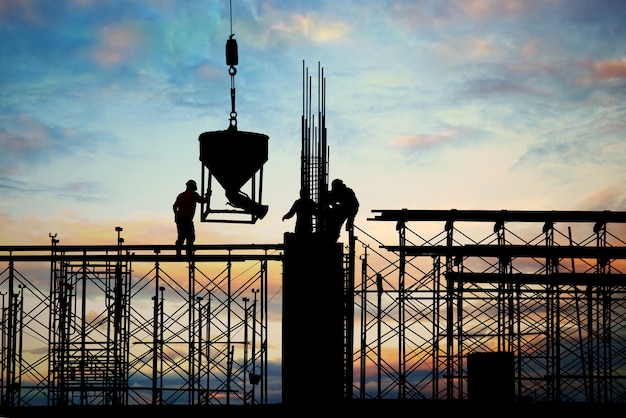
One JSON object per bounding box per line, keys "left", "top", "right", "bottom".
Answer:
{"left": 326, "top": 179, "right": 359, "bottom": 242}
{"left": 173, "top": 179, "right": 207, "bottom": 258}
{"left": 282, "top": 188, "right": 317, "bottom": 235}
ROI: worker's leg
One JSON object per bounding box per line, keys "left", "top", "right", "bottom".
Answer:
{"left": 186, "top": 222, "right": 196, "bottom": 257}
{"left": 175, "top": 221, "right": 185, "bottom": 256}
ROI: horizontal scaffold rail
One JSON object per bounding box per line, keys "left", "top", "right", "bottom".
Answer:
{"left": 381, "top": 244, "right": 626, "bottom": 258}
{"left": 447, "top": 272, "right": 626, "bottom": 286}
{"left": 0, "top": 243, "right": 284, "bottom": 262}
{"left": 369, "top": 209, "right": 626, "bottom": 223}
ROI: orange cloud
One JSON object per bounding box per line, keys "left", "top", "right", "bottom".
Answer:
{"left": 0, "top": 208, "right": 172, "bottom": 246}
{"left": 522, "top": 38, "right": 540, "bottom": 58}
{"left": 92, "top": 23, "right": 143, "bottom": 67}
{"left": 197, "top": 63, "right": 223, "bottom": 80}
{"left": 465, "top": 37, "right": 497, "bottom": 58}
{"left": 0, "top": 114, "right": 53, "bottom": 153}
{"left": 593, "top": 59, "right": 626, "bottom": 80}
{"left": 575, "top": 185, "right": 626, "bottom": 212}
{"left": 578, "top": 58, "right": 626, "bottom": 84}
{"left": 461, "top": 0, "right": 526, "bottom": 19}
{"left": 389, "top": 129, "right": 461, "bottom": 149}
{"left": 260, "top": 5, "right": 351, "bottom": 46}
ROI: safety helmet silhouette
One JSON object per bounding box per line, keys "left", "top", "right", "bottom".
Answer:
{"left": 331, "top": 179, "right": 344, "bottom": 190}
{"left": 186, "top": 179, "right": 198, "bottom": 191}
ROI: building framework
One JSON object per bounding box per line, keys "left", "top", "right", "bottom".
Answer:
{"left": 0, "top": 232, "right": 281, "bottom": 408}
{"left": 2, "top": 210, "right": 626, "bottom": 409}
{"left": 356, "top": 209, "right": 626, "bottom": 403}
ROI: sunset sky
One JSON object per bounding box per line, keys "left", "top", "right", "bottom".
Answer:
{"left": 2, "top": 0, "right": 626, "bottom": 247}
{"left": 3, "top": 0, "right": 626, "bottom": 406}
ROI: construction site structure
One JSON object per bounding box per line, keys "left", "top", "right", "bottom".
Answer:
{"left": 1, "top": 209, "right": 626, "bottom": 411}
{"left": 0, "top": 234, "right": 281, "bottom": 409}
{"left": 281, "top": 61, "right": 355, "bottom": 408}
{"left": 361, "top": 209, "right": 626, "bottom": 403}
{"left": 3, "top": 60, "right": 626, "bottom": 412}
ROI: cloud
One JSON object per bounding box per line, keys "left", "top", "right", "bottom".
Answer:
{"left": 234, "top": 2, "right": 353, "bottom": 50}
{"left": 576, "top": 184, "right": 626, "bottom": 212}
{"left": 389, "top": 128, "right": 463, "bottom": 150}
{"left": 0, "top": 0, "right": 48, "bottom": 23}
{"left": 459, "top": 0, "right": 528, "bottom": 19}
{"left": 0, "top": 176, "right": 107, "bottom": 207}
{"left": 91, "top": 23, "right": 145, "bottom": 68}
{"left": 461, "top": 77, "right": 541, "bottom": 98}
{"left": 579, "top": 59, "right": 626, "bottom": 84}
{"left": 0, "top": 113, "right": 111, "bottom": 176}
{"left": 0, "top": 114, "right": 58, "bottom": 157}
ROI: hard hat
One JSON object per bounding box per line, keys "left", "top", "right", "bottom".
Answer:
{"left": 186, "top": 179, "right": 197, "bottom": 190}
{"left": 331, "top": 179, "right": 344, "bottom": 189}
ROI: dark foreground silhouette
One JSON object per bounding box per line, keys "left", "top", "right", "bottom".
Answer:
{"left": 3, "top": 400, "right": 626, "bottom": 418}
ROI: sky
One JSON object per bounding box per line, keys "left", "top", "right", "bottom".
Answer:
{"left": 2, "top": 0, "right": 626, "bottom": 405}
{"left": 2, "top": 0, "right": 626, "bottom": 248}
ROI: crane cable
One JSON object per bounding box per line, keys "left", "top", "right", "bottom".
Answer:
{"left": 225, "top": 0, "right": 238, "bottom": 129}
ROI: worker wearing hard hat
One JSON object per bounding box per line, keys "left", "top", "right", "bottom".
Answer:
{"left": 173, "top": 179, "right": 207, "bottom": 258}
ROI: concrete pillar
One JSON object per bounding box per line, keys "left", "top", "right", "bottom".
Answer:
{"left": 281, "top": 232, "right": 344, "bottom": 407}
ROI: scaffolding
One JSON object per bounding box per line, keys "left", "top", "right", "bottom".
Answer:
{"left": 48, "top": 229, "right": 130, "bottom": 406}
{"left": 1, "top": 210, "right": 626, "bottom": 409}
{"left": 0, "top": 233, "right": 280, "bottom": 408}
{"left": 356, "top": 209, "right": 626, "bottom": 403}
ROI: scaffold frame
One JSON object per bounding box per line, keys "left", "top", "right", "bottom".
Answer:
{"left": 0, "top": 239, "right": 282, "bottom": 408}
{"left": 355, "top": 209, "right": 626, "bottom": 403}
{"left": 2, "top": 209, "right": 626, "bottom": 410}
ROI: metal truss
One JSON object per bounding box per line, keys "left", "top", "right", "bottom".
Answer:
{"left": 0, "top": 231, "right": 282, "bottom": 408}
{"left": 355, "top": 209, "right": 626, "bottom": 403}
{"left": 2, "top": 209, "right": 626, "bottom": 409}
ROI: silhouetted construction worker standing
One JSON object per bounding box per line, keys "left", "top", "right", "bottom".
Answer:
{"left": 282, "top": 188, "right": 317, "bottom": 235}
{"left": 173, "top": 179, "right": 207, "bottom": 258}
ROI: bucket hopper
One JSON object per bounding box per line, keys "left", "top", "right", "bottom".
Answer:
{"left": 198, "top": 25, "right": 269, "bottom": 224}
{"left": 199, "top": 127, "right": 269, "bottom": 223}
